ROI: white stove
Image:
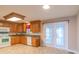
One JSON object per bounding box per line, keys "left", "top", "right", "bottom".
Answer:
{"left": 0, "top": 27, "right": 11, "bottom": 48}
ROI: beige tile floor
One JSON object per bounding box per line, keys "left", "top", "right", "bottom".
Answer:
{"left": 0, "top": 44, "right": 69, "bottom": 54}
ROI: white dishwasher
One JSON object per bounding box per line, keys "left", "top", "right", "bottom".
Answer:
{"left": 27, "top": 37, "right": 32, "bottom": 45}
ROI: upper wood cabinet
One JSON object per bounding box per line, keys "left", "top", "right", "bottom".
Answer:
{"left": 9, "top": 23, "right": 24, "bottom": 32}
{"left": 10, "top": 23, "right": 17, "bottom": 32}
{"left": 23, "top": 23, "right": 27, "bottom": 32}
{"left": 30, "top": 20, "right": 41, "bottom": 33}
{"left": 17, "top": 23, "right": 24, "bottom": 32}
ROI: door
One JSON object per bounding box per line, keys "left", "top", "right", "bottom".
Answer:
{"left": 43, "top": 21, "right": 68, "bottom": 49}
{"left": 43, "top": 23, "right": 55, "bottom": 47}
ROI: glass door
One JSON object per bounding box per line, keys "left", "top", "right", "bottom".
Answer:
{"left": 55, "top": 22, "right": 68, "bottom": 48}
{"left": 43, "top": 21, "right": 68, "bottom": 49}
{"left": 43, "top": 23, "right": 54, "bottom": 47}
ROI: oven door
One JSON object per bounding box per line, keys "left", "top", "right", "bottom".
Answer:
{"left": 0, "top": 35, "right": 11, "bottom": 47}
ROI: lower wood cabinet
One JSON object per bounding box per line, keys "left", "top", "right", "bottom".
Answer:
{"left": 32, "top": 36, "right": 40, "bottom": 47}
{"left": 20, "top": 36, "right": 27, "bottom": 44}
{"left": 11, "top": 36, "right": 27, "bottom": 45}
{"left": 11, "top": 36, "right": 20, "bottom": 45}
{"left": 11, "top": 36, "right": 40, "bottom": 47}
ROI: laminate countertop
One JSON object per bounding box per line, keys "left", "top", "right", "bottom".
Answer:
{"left": 0, "top": 32, "right": 40, "bottom": 36}
{"left": 9, "top": 32, "right": 40, "bottom": 37}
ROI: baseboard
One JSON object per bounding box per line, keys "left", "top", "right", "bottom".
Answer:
{"left": 64, "top": 49, "right": 78, "bottom": 54}
{"left": 55, "top": 47, "right": 78, "bottom": 54}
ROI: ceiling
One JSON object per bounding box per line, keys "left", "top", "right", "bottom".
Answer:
{"left": 0, "top": 5, "right": 79, "bottom": 21}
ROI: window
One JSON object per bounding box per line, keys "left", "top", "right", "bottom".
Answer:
{"left": 43, "top": 21, "right": 68, "bottom": 48}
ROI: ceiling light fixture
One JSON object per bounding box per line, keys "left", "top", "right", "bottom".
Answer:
{"left": 7, "top": 17, "right": 22, "bottom": 21}
{"left": 43, "top": 5, "right": 50, "bottom": 10}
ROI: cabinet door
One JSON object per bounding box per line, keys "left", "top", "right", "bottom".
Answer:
{"left": 11, "top": 36, "right": 20, "bottom": 45}
{"left": 10, "top": 24, "right": 17, "bottom": 32}
{"left": 15, "top": 36, "right": 20, "bottom": 44}
{"left": 30, "top": 21, "right": 41, "bottom": 33}
{"left": 17, "top": 24, "right": 23, "bottom": 32}
{"left": 20, "top": 36, "right": 27, "bottom": 44}
{"left": 32, "top": 37, "right": 40, "bottom": 47}
{"left": 30, "top": 23, "right": 35, "bottom": 32}
{"left": 11, "top": 36, "right": 16, "bottom": 45}
{"left": 23, "top": 23, "right": 27, "bottom": 32}
{"left": 35, "top": 23, "right": 40, "bottom": 32}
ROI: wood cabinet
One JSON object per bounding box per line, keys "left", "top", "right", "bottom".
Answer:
{"left": 23, "top": 23, "right": 27, "bottom": 32}
{"left": 17, "top": 23, "right": 24, "bottom": 32}
{"left": 10, "top": 22, "right": 28, "bottom": 45}
{"left": 11, "top": 36, "right": 27, "bottom": 45}
{"left": 11, "top": 36, "right": 20, "bottom": 45}
{"left": 20, "top": 36, "right": 27, "bottom": 44}
{"left": 30, "top": 20, "right": 41, "bottom": 47}
{"left": 32, "top": 36, "right": 40, "bottom": 47}
{"left": 30, "top": 20, "right": 41, "bottom": 33}
{"left": 10, "top": 23, "right": 24, "bottom": 33}
{"left": 10, "top": 23, "right": 17, "bottom": 32}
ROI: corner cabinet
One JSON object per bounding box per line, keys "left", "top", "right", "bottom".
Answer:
{"left": 11, "top": 36, "right": 20, "bottom": 45}
{"left": 20, "top": 36, "right": 27, "bottom": 44}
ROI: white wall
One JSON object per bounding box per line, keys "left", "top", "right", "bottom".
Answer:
{"left": 77, "top": 12, "right": 79, "bottom": 52}
{"left": 68, "top": 16, "right": 77, "bottom": 52}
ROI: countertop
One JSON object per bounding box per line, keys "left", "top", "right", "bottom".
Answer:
{"left": 0, "top": 32, "right": 40, "bottom": 36}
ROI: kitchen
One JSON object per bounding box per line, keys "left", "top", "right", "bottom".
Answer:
{"left": 0, "top": 5, "right": 78, "bottom": 54}
{"left": 0, "top": 12, "right": 41, "bottom": 48}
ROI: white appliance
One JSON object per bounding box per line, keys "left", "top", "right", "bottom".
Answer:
{"left": 27, "top": 37, "right": 32, "bottom": 45}
{"left": 0, "top": 27, "right": 11, "bottom": 48}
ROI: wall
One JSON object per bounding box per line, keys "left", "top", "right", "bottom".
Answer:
{"left": 68, "top": 16, "right": 77, "bottom": 52}
{"left": 77, "top": 12, "right": 79, "bottom": 52}
{"left": 42, "top": 16, "right": 77, "bottom": 52}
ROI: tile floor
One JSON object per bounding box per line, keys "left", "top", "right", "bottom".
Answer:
{"left": 0, "top": 44, "right": 69, "bottom": 54}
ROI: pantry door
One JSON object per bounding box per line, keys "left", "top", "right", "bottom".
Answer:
{"left": 43, "top": 21, "right": 68, "bottom": 49}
